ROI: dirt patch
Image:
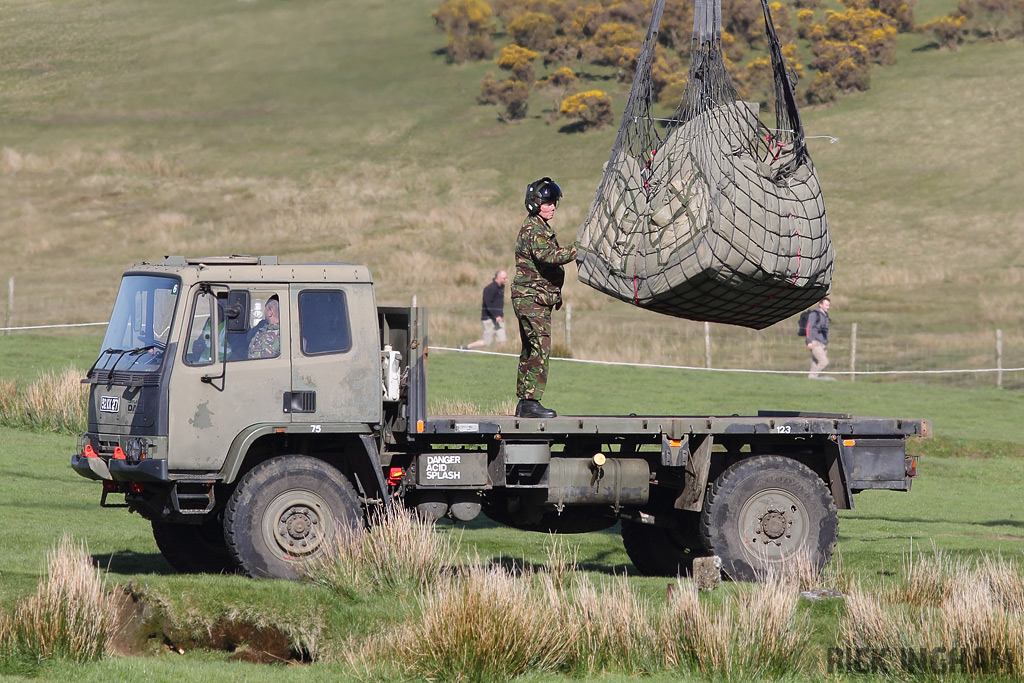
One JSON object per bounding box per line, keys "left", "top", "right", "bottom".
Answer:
{"left": 109, "top": 588, "right": 310, "bottom": 664}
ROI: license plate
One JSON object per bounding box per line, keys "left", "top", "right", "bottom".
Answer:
{"left": 100, "top": 396, "right": 120, "bottom": 413}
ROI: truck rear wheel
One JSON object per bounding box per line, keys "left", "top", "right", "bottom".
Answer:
{"left": 700, "top": 455, "right": 838, "bottom": 582}
{"left": 224, "top": 455, "right": 363, "bottom": 579}
{"left": 621, "top": 510, "right": 705, "bottom": 576}
{"left": 152, "top": 516, "right": 236, "bottom": 574}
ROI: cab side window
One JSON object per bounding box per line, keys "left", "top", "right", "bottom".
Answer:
{"left": 299, "top": 290, "right": 351, "bottom": 355}
{"left": 184, "top": 292, "right": 250, "bottom": 365}
{"left": 184, "top": 291, "right": 217, "bottom": 366}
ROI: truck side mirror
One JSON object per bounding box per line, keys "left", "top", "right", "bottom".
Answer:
{"left": 224, "top": 290, "right": 251, "bottom": 333}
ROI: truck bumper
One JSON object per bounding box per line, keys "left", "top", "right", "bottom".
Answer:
{"left": 71, "top": 453, "right": 111, "bottom": 481}
{"left": 109, "top": 457, "right": 169, "bottom": 483}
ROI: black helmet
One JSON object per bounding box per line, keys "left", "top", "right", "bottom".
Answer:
{"left": 525, "top": 177, "right": 563, "bottom": 216}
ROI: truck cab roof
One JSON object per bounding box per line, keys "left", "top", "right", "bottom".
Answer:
{"left": 129, "top": 255, "right": 374, "bottom": 285}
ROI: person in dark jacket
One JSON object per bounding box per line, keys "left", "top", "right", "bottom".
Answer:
{"left": 461, "top": 270, "right": 508, "bottom": 350}
{"left": 806, "top": 296, "right": 831, "bottom": 379}
{"left": 512, "top": 177, "right": 578, "bottom": 418}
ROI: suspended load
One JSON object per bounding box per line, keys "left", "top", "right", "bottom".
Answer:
{"left": 576, "top": 0, "right": 833, "bottom": 329}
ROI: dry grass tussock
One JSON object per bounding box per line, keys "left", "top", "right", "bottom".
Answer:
{"left": 348, "top": 561, "right": 575, "bottom": 681}
{"left": 0, "top": 366, "right": 87, "bottom": 434}
{"left": 0, "top": 535, "right": 121, "bottom": 665}
{"left": 662, "top": 577, "right": 810, "bottom": 679}
{"left": 839, "top": 550, "right": 1024, "bottom": 676}
{"left": 301, "top": 505, "right": 460, "bottom": 599}
{"left": 339, "top": 514, "right": 816, "bottom": 679}
{"left": 430, "top": 396, "right": 518, "bottom": 416}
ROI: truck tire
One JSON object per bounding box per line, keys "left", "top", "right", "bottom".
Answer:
{"left": 152, "top": 516, "right": 236, "bottom": 574}
{"left": 700, "top": 455, "right": 837, "bottom": 582}
{"left": 224, "top": 455, "right": 363, "bottom": 580}
{"left": 621, "top": 510, "right": 705, "bottom": 576}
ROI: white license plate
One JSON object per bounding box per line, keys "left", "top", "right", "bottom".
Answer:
{"left": 100, "top": 396, "right": 120, "bottom": 413}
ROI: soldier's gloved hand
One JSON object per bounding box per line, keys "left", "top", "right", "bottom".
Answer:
{"left": 555, "top": 300, "right": 562, "bottom": 311}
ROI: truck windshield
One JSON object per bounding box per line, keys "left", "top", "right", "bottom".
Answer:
{"left": 92, "top": 275, "right": 179, "bottom": 374}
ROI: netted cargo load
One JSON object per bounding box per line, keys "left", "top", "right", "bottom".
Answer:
{"left": 576, "top": 0, "right": 833, "bottom": 329}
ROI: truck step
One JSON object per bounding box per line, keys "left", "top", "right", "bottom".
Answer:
{"left": 171, "top": 483, "right": 216, "bottom": 514}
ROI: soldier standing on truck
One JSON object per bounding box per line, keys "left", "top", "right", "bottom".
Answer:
{"left": 512, "top": 177, "right": 578, "bottom": 419}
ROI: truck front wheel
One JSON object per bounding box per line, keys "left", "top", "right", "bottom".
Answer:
{"left": 700, "top": 455, "right": 838, "bottom": 582}
{"left": 224, "top": 455, "right": 363, "bottom": 579}
{"left": 152, "top": 516, "right": 236, "bottom": 574}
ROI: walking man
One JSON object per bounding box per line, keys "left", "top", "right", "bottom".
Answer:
{"left": 512, "top": 177, "right": 577, "bottom": 418}
{"left": 806, "top": 296, "right": 831, "bottom": 379}
{"left": 461, "top": 270, "right": 508, "bottom": 350}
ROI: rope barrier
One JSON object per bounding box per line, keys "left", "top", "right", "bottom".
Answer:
{"left": 436, "top": 346, "right": 1024, "bottom": 377}
{"left": 1, "top": 322, "right": 107, "bottom": 332}
{"left": 3, "top": 322, "right": 1021, "bottom": 380}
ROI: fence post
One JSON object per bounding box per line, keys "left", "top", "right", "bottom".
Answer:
{"left": 850, "top": 322, "right": 857, "bottom": 382}
{"left": 997, "top": 328, "right": 1003, "bottom": 389}
{"left": 3, "top": 277, "right": 12, "bottom": 335}
{"left": 566, "top": 302, "right": 572, "bottom": 351}
{"left": 704, "top": 321, "right": 711, "bottom": 369}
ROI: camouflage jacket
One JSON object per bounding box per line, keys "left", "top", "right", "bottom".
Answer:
{"left": 248, "top": 322, "right": 281, "bottom": 358}
{"left": 512, "top": 215, "right": 578, "bottom": 307}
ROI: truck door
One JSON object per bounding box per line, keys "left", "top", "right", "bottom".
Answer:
{"left": 288, "top": 283, "right": 381, "bottom": 426}
{"left": 166, "top": 286, "right": 291, "bottom": 471}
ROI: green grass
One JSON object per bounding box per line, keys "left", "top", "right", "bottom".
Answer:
{"left": 2, "top": 336, "right": 1024, "bottom": 679}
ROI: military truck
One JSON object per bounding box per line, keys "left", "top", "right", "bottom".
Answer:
{"left": 72, "top": 255, "right": 930, "bottom": 581}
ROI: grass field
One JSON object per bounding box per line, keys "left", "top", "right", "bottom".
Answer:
{"left": 1, "top": 334, "right": 1024, "bottom": 678}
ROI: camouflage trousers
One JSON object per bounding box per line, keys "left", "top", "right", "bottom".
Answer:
{"left": 512, "top": 297, "right": 552, "bottom": 400}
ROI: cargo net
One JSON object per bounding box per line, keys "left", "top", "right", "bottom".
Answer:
{"left": 576, "top": 0, "right": 833, "bottom": 330}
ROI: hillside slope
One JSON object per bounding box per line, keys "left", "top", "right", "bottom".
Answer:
{"left": 1, "top": 0, "right": 1021, "bottom": 349}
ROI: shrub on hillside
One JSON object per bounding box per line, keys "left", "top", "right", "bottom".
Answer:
{"left": 872, "top": 0, "right": 917, "bottom": 31}
{"left": 659, "top": 0, "right": 697, "bottom": 50}
{"left": 591, "top": 22, "right": 643, "bottom": 79}
{"left": 723, "top": 0, "right": 765, "bottom": 46}
{"left": 559, "top": 90, "right": 614, "bottom": 130}
{"left": 810, "top": 40, "right": 872, "bottom": 91}
{"left": 506, "top": 10, "right": 557, "bottom": 51}
{"left": 953, "top": 0, "right": 1024, "bottom": 41}
{"left": 769, "top": 2, "right": 798, "bottom": 43}
{"left": 823, "top": 6, "right": 899, "bottom": 65}
{"left": 498, "top": 78, "right": 532, "bottom": 120}
{"left": 497, "top": 43, "right": 539, "bottom": 82}
{"left": 797, "top": 8, "right": 817, "bottom": 38}
{"left": 804, "top": 70, "right": 840, "bottom": 104}
{"left": 432, "top": 0, "right": 496, "bottom": 63}
{"left": 917, "top": 14, "right": 969, "bottom": 49}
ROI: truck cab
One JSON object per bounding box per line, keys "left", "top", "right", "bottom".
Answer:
{"left": 74, "top": 255, "right": 394, "bottom": 577}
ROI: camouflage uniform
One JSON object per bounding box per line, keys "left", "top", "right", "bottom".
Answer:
{"left": 512, "top": 215, "right": 578, "bottom": 400}
{"left": 248, "top": 322, "right": 281, "bottom": 359}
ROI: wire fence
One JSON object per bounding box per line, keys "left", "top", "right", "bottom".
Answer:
{"left": 4, "top": 290, "right": 1023, "bottom": 389}
{"left": 427, "top": 304, "right": 1024, "bottom": 390}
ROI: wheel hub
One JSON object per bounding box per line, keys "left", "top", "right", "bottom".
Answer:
{"left": 759, "top": 509, "right": 789, "bottom": 540}
{"left": 263, "top": 492, "right": 333, "bottom": 559}
{"left": 280, "top": 507, "right": 317, "bottom": 541}
{"left": 738, "top": 489, "right": 808, "bottom": 561}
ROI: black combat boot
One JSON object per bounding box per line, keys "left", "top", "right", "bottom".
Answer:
{"left": 515, "top": 399, "right": 556, "bottom": 418}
